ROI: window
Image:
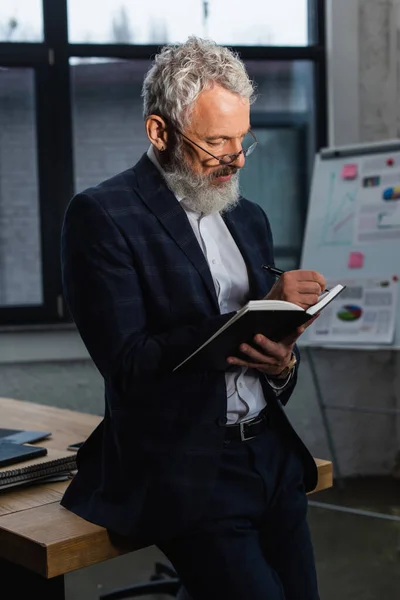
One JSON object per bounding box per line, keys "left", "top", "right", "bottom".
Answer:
{"left": 0, "top": 0, "right": 327, "bottom": 325}
{"left": 241, "top": 126, "right": 308, "bottom": 271}
{"left": 70, "top": 59, "right": 151, "bottom": 192}
{"left": 0, "top": 0, "right": 43, "bottom": 42}
{"left": 67, "top": 0, "right": 310, "bottom": 46}
{"left": 0, "top": 68, "right": 43, "bottom": 306}
{"left": 241, "top": 61, "right": 315, "bottom": 270}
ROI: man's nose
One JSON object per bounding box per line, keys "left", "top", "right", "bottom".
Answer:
{"left": 232, "top": 149, "right": 246, "bottom": 168}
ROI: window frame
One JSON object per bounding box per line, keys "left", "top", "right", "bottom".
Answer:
{"left": 0, "top": 0, "right": 327, "bottom": 326}
{"left": 247, "top": 112, "right": 309, "bottom": 268}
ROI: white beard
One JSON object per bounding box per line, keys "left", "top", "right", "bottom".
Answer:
{"left": 165, "top": 171, "right": 240, "bottom": 215}
{"left": 163, "top": 147, "right": 240, "bottom": 216}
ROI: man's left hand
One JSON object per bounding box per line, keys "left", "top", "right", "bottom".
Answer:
{"left": 226, "top": 318, "right": 316, "bottom": 375}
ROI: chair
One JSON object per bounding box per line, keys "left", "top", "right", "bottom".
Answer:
{"left": 98, "top": 561, "right": 183, "bottom": 599}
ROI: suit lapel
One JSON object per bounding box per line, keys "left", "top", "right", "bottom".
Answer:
{"left": 133, "top": 154, "right": 219, "bottom": 309}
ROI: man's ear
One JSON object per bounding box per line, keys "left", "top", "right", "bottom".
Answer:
{"left": 145, "top": 115, "right": 168, "bottom": 152}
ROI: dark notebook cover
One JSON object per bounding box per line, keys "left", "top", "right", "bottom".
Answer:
{"left": 174, "top": 309, "right": 312, "bottom": 371}
{"left": 0, "top": 428, "right": 52, "bottom": 444}
{"left": 174, "top": 284, "right": 345, "bottom": 372}
{"left": 0, "top": 441, "right": 48, "bottom": 468}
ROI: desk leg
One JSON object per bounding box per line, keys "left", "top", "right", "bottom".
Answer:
{"left": 0, "top": 558, "right": 65, "bottom": 599}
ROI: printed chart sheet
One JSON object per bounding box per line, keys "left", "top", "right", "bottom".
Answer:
{"left": 307, "top": 276, "right": 398, "bottom": 345}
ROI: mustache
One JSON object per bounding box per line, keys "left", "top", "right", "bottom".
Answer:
{"left": 211, "top": 166, "right": 238, "bottom": 179}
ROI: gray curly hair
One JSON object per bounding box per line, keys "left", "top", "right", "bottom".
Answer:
{"left": 142, "top": 36, "right": 256, "bottom": 129}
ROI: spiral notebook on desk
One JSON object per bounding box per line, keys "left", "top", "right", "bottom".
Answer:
{"left": 0, "top": 447, "right": 77, "bottom": 491}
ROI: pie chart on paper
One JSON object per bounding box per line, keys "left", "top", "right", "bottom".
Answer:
{"left": 337, "top": 305, "right": 363, "bottom": 322}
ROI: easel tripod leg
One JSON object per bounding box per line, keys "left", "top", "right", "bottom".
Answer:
{"left": 306, "top": 346, "right": 344, "bottom": 489}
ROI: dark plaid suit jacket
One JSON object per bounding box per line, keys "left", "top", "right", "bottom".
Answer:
{"left": 60, "top": 153, "right": 317, "bottom": 544}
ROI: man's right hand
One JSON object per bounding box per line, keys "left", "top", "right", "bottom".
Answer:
{"left": 265, "top": 269, "right": 326, "bottom": 310}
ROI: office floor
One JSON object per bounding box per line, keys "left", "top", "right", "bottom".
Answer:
{"left": 65, "top": 475, "right": 400, "bottom": 600}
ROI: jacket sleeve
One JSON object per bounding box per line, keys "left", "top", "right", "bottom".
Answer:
{"left": 61, "top": 193, "right": 234, "bottom": 393}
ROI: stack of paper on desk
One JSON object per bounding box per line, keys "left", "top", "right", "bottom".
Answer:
{"left": 0, "top": 447, "right": 77, "bottom": 491}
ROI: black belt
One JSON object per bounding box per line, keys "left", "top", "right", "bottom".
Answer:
{"left": 224, "top": 411, "right": 269, "bottom": 442}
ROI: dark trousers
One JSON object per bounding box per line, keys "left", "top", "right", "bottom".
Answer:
{"left": 158, "top": 424, "right": 320, "bottom": 600}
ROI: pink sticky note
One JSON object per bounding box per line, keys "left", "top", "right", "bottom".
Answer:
{"left": 341, "top": 164, "right": 358, "bottom": 180}
{"left": 348, "top": 251, "right": 364, "bottom": 269}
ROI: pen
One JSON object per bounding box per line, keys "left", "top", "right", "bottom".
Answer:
{"left": 262, "top": 265, "right": 285, "bottom": 277}
{"left": 262, "top": 265, "right": 329, "bottom": 293}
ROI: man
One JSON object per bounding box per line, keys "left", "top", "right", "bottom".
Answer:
{"left": 61, "top": 36, "right": 326, "bottom": 600}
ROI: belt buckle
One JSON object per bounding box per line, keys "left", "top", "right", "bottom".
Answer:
{"left": 239, "top": 420, "right": 256, "bottom": 442}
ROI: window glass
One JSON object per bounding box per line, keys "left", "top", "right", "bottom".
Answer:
{"left": 0, "top": 0, "right": 43, "bottom": 42}
{"left": 241, "top": 61, "right": 315, "bottom": 268}
{"left": 70, "top": 59, "right": 150, "bottom": 192}
{"left": 0, "top": 68, "right": 43, "bottom": 306}
{"left": 68, "top": 0, "right": 309, "bottom": 46}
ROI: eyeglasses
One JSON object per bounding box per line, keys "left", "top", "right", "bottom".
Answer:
{"left": 175, "top": 128, "right": 258, "bottom": 166}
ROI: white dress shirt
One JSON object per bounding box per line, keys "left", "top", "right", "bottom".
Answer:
{"left": 147, "top": 146, "right": 291, "bottom": 424}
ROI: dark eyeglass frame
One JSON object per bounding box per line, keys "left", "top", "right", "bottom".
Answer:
{"left": 174, "top": 127, "right": 258, "bottom": 166}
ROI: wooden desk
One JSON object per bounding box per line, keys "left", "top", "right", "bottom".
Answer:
{"left": 0, "top": 396, "right": 333, "bottom": 599}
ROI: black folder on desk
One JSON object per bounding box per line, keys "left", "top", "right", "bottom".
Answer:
{"left": 0, "top": 428, "right": 52, "bottom": 444}
{"left": 0, "top": 441, "right": 48, "bottom": 468}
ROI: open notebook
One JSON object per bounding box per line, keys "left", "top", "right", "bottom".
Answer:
{"left": 174, "top": 284, "right": 345, "bottom": 371}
